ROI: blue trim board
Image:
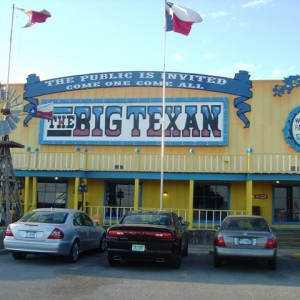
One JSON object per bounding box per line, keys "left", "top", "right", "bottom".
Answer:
{"left": 248, "top": 174, "right": 300, "bottom": 181}
{"left": 15, "top": 170, "right": 300, "bottom": 182}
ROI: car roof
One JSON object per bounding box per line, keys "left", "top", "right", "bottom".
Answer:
{"left": 126, "top": 210, "right": 172, "bottom": 215}
{"left": 31, "top": 208, "right": 82, "bottom": 213}
{"left": 224, "top": 215, "right": 266, "bottom": 220}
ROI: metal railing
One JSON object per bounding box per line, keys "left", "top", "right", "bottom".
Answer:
{"left": 85, "top": 206, "right": 246, "bottom": 229}
{"left": 12, "top": 151, "right": 300, "bottom": 174}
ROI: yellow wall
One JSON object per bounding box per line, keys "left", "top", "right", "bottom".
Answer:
{"left": 162, "top": 180, "right": 190, "bottom": 209}
{"left": 67, "top": 179, "right": 75, "bottom": 209}
{"left": 6, "top": 78, "right": 300, "bottom": 229}
{"left": 141, "top": 180, "right": 189, "bottom": 209}
{"left": 226, "top": 182, "right": 274, "bottom": 223}
{"left": 85, "top": 178, "right": 105, "bottom": 206}
{"left": 142, "top": 181, "right": 162, "bottom": 209}
{"left": 10, "top": 80, "right": 300, "bottom": 157}
{"left": 229, "top": 182, "right": 246, "bottom": 211}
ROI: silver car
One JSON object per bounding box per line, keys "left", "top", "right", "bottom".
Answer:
{"left": 4, "top": 208, "right": 106, "bottom": 262}
{"left": 213, "top": 215, "right": 277, "bottom": 270}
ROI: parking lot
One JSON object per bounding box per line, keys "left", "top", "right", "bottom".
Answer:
{"left": 0, "top": 245, "right": 299, "bottom": 300}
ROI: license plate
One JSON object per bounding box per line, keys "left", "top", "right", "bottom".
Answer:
{"left": 25, "top": 231, "right": 37, "bottom": 238}
{"left": 132, "top": 244, "right": 145, "bottom": 252}
{"left": 239, "top": 238, "right": 252, "bottom": 245}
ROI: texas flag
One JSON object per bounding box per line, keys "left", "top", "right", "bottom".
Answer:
{"left": 17, "top": 8, "right": 51, "bottom": 28}
{"left": 165, "top": 1, "right": 202, "bottom": 36}
{"left": 30, "top": 103, "right": 54, "bottom": 120}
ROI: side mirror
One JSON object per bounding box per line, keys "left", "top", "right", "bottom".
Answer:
{"left": 93, "top": 221, "right": 100, "bottom": 227}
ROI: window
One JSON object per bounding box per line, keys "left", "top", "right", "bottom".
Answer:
{"left": 194, "top": 184, "right": 229, "bottom": 210}
{"left": 20, "top": 211, "right": 68, "bottom": 224}
{"left": 37, "top": 182, "right": 67, "bottom": 208}
{"left": 274, "top": 186, "right": 300, "bottom": 222}
{"left": 81, "top": 213, "right": 94, "bottom": 227}
{"left": 193, "top": 183, "right": 229, "bottom": 221}
{"left": 106, "top": 182, "right": 135, "bottom": 208}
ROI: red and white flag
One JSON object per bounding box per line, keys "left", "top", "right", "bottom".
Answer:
{"left": 165, "top": 1, "right": 202, "bottom": 36}
{"left": 17, "top": 8, "right": 51, "bottom": 28}
{"left": 30, "top": 103, "right": 54, "bottom": 120}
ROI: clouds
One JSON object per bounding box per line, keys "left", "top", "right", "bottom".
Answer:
{"left": 211, "top": 11, "right": 229, "bottom": 19}
{"left": 208, "top": 63, "right": 257, "bottom": 78}
{"left": 241, "top": 0, "right": 273, "bottom": 9}
{"left": 271, "top": 69, "right": 281, "bottom": 78}
{"left": 1, "top": 0, "right": 298, "bottom": 83}
{"left": 171, "top": 53, "right": 184, "bottom": 63}
{"left": 202, "top": 53, "right": 217, "bottom": 60}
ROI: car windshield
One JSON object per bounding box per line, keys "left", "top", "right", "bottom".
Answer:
{"left": 222, "top": 217, "right": 269, "bottom": 232}
{"left": 19, "top": 211, "right": 68, "bottom": 224}
{"left": 122, "top": 213, "right": 171, "bottom": 225}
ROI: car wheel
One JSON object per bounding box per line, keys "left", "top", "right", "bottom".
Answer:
{"left": 99, "top": 234, "right": 107, "bottom": 252}
{"left": 169, "top": 253, "right": 181, "bottom": 269}
{"left": 12, "top": 251, "right": 27, "bottom": 260}
{"left": 108, "top": 254, "right": 120, "bottom": 266}
{"left": 267, "top": 258, "right": 276, "bottom": 270}
{"left": 213, "top": 255, "right": 222, "bottom": 268}
{"left": 67, "top": 240, "right": 80, "bottom": 263}
{"left": 182, "top": 242, "right": 188, "bottom": 257}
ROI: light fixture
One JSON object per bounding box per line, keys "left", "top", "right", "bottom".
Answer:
{"left": 78, "top": 181, "right": 88, "bottom": 193}
{"left": 276, "top": 180, "right": 280, "bottom": 184}
{"left": 54, "top": 176, "right": 59, "bottom": 180}
{"left": 78, "top": 181, "right": 88, "bottom": 210}
{"left": 163, "top": 190, "right": 168, "bottom": 197}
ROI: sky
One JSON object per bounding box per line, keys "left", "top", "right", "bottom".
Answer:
{"left": 0, "top": 0, "right": 299, "bottom": 84}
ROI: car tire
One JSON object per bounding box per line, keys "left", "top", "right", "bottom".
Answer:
{"left": 182, "top": 242, "right": 188, "bottom": 256}
{"left": 267, "top": 258, "right": 276, "bottom": 270}
{"left": 67, "top": 240, "right": 80, "bottom": 263}
{"left": 108, "top": 254, "right": 120, "bottom": 266}
{"left": 213, "top": 255, "right": 222, "bottom": 268}
{"left": 12, "top": 251, "right": 27, "bottom": 260}
{"left": 99, "top": 234, "right": 107, "bottom": 253}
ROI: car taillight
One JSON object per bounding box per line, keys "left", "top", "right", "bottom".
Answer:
{"left": 5, "top": 225, "right": 14, "bottom": 237}
{"left": 215, "top": 236, "right": 225, "bottom": 247}
{"left": 265, "top": 238, "right": 277, "bottom": 248}
{"left": 154, "top": 232, "right": 173, "bottom": 239}
{"left": 107, "top": 230, "right": 125, "bottom": 237}
{"left": 107, "top": 230, "right": 173, "bottom": 239}
{"left": 47, "top": 228, "right": 64, "bottom": 239}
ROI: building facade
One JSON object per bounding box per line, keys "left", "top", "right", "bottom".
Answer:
{"left": 3, "top": 70, "right": 300, "bottom": 230}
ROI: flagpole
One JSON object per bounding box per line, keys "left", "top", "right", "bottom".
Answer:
{"left": 6, "top": 4, "right": 15, "bottom": 100}
{"left": 160, "top": 3, "right": 167, "bottom": 210}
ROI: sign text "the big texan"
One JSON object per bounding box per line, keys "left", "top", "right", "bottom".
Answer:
{"left": 40, "top": 98, "right": 228, "bottom": 146}
{"left": 24, "top": 70, "right": 252, "bottom": 129}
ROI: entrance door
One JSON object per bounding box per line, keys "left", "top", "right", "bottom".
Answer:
{"left": 37, "top": 182, "right": 67, "bottom": 208}
{"left": 105, "top": 181, "right": 138, "bottom": 219}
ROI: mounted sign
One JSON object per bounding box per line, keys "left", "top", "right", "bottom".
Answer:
{"left": 283, "top": 106, "right": 300, "bottom": 152}
{"left": 254, "top": 194, "right": 268, "bottom": 199}
{"left": 23, "top": 70, "right": 252, "bottom": 128}
{"left": 39, "top": 97, "right": 228, "bottom": 146}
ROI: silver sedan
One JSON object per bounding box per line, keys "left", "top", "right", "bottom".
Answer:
{"left": 213, "top": 215, "right": 277, "bottom": 269}
{"left": 4, "top": 208, "right": 106, "bottom": 262}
